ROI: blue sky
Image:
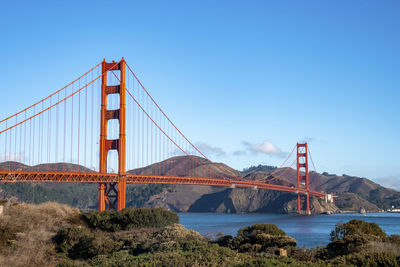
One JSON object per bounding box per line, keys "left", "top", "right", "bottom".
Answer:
{"left": 0, "top": 1, "right": 399, "bottom": 188}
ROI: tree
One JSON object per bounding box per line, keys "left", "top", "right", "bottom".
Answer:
{"left": 330, "top": 220, "right": 386, "bottom": 242}
{"left": 327, "top": 220, "right": 387, "bottom": 257}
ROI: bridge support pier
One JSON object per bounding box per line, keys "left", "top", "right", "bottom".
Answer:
{"left": 98, "top": 183, "right": 105, "bottom": 211}
{"left": 118, "top": 178, "right": 126, "bottom": 210}
{"left": 297, "top": 143, "right": 311, "bottom": 215}
{"left": 297, "top": 194, "right": 301, "bottom": 212}
{"left": 98, "top": 58, "right": 127, "bottom": 211}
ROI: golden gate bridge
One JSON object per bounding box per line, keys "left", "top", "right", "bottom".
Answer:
{"left": 0, "top": 58, "right": 332, "bottom": 214}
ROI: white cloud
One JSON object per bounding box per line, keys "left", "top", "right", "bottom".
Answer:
{"left": 167, "top": 142, "right": 226, "bottom": 158}
{"left": 240, "top": 141, "right": 287, "bottom": 158}
{"left": 195, "top": 142, "right": 226, "bottom": 157}
{"left": 247, "top": 141, "right": 280, "bottom": 154}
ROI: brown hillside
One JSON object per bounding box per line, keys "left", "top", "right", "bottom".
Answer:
{"left": 128, "top": 155, "right": 241, "bottom": 179}
{"left": 0, "top": 161, "right": 93, "bottom": 172}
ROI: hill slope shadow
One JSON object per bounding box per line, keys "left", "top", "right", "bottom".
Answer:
{"left": 188, "top": 189, "right": 237, "bottom": 213}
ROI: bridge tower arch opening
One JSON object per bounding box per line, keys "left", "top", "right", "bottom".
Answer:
{"left": 98, "top": 58, "right": 127, "bottom": 211}
{"left": 297, "top": 142, "right": 310, "bottom": 215}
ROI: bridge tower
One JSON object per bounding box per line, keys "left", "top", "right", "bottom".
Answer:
{"left": 297, "top": 143, "right": 310, "bottom": 215}
{"left": 98, "top": 58, "right": 127, "bottom": 211}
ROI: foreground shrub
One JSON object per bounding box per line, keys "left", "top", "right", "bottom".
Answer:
{"left": 327, "top": 233, "right": 373, "bottom": 258}
{"left": 121, "top": 224, "right": 206, "bottom": 255}
{"left": 237, "top": 256, "right": 315, "bottom": 267}
{"left": 238, "top": 224, "right": 286, "bottom": 238}
{"left": 0, "top": 220, "right": 21, "bottom": 248}
{"left": 216, "top": 234, "right": 234, "bottom": 248}
{"left": 327, "top": 219, "right": 387, "bottom": 257}
{"left": 330, "top": 219, "right": 386, "bottom": 242}
{"left": 329, "top": 252, "right": 400, "bottom": 266}
{"left": 83, "top": 207, "right": 179, "bottom": 231}
{"left": 287, "top": 246, "right": 327, "bottom": 263}
{"left": 89, "top": 240, "right": 249, "bottom": 267}
{"left": 153, "top": 224, "right": 204, "bottom": 243}
{"left": 53, "top": 226, "right": 96, "bottom": 259}
{"left": 217, "top": 224, "right": 296, "bottom": 254}
{"left": 53, "top": 226, "right": 124, "bottom": 260}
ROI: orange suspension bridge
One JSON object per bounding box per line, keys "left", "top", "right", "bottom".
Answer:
{"left": 0, "top": 58, "right": 332, "bottom": 214}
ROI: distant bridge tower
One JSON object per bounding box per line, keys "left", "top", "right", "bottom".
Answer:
{"left": 98, "top": 59, "right": 127, "bottom": 211}
{"left": 297, "top": 143, "right": 310, "bottom": 215}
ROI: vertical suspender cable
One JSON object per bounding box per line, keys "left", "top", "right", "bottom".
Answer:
{"left": 41, "top": 102, "right": 44, "bottom": 165}
{"left": 32, "top": 108, "right": 35, "bottom": 170}
{"left": 29, "top": 112, "right": 31, "bottom": 169}
{"left": 151, "top": 99, "right": 153, "bottom": 174}
{"left": 142, "top": 86, "right": 145, "bottom": 168}
{"left": 146, "top": 95, "right": 149, "bottom": 174}
{"left": 14, "top": 116, "right": 17, "bottom": 170}
{"left": 63, "top": 84, "right": 67, "bottom": 171}
{"left": 85, "top": 75, "right": 87, "bottom": 169}
{"left": 19, "top": 117, "right": 23, "bottom": 167}
{"left": 3, "top": 121, "right": 6, "bottom": 168}
{"left": 8, "top": 121, "right": 11, "bottom": 169}
{"left": 56, "top": 92, "right": 59, "bottom": 164}
{"left": 71, "top": 83, "right": 74, "bottom": 171}
{"left": 48, "top": 98, "right": 51, "bottom": 169}
{"left": 90, "top": 71, "right": 95, "bottom": 168}
{"left": 78, "top": 79, "right": 81, "bottom": 171}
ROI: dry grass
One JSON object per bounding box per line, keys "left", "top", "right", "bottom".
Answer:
{"left": 364, "top": 240, "right": 400, "bottom": 255}
{"left": 0, "top": 202, "right": 80, "bottom": 267}
{"left": 154, "top": 224, "right": 205, "bottom": 242}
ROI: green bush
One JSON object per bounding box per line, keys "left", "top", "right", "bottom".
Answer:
{"left": 83, "top": 207, "right": 179, "bottom": 232}
{"left": 53, "top": 226, "right": 96, "bottom": 259}
{"left": 327, "top": 219, "right": 388, "bottom": 258}
{"left": 53, "top": 226, "right": 124, "bottom": 260}
{"left": 125, "top": 224, "right": 206, "bottom": 255}
{"left": 89, "top": 240, "right": 249, "bottom": 267}
{"left": 329, "top": 252, "right": 400, "bottom": 266}
{"left": 327, "top": 234, "right": 372, "bottom": 258}
{"left": 238, "top": 224, "right": 286, "bottom": 238}
{"left": 153, "top": 224, "right": 204, "bottom": 243}
{"left": 57, "top": 258, "right": 90, "bottom": 267}
{"left": 217, "top": 224, "right": 296, "bottom": 254}
{"left": 216, "top": 234, "right": 234, "bottom": 247}
{"left": 0, "top": 220, "right": 21, "bottom": 248}
{"left": 237, "top": 256, "right": 313, "bottom": 267}
{"left": 287, "top": 246, "right": 326, "bottom": 263}
{"left": 330, "top": 219, "right": 386, "bottom": 242}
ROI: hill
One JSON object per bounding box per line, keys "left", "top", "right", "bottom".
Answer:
{"left": 137, "top": 158, "right": 400, "bottom": 214}
{"left": 0, "top": 158, "right": 399, "bottom": 213}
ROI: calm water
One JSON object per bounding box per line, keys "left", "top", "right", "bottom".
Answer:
{"left": 178, "top": 212, "right": 400, "bottom": 248}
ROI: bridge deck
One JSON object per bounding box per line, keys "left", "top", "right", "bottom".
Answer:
{"left": 0, "top": 170, "right": 326, "bottom": 197}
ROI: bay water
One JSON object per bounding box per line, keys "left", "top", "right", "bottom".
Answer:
{"left": 178, "top": 212, "right": 400, "bottom": 248}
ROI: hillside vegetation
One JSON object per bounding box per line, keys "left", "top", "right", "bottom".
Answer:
{"left": 0, "top": 202, "right": 399, "bottom": 266}
{"left": 0, "top": 183, "right": 167, "bottom": 209}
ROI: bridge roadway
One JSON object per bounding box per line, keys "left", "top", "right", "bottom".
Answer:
{"left": 0, "top": 170, "right": 326, "bottom": 198}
